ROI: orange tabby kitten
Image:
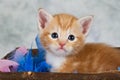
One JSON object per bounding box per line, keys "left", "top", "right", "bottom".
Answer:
{"left": 38, "top": 9, "right": 120, "bottom": 73}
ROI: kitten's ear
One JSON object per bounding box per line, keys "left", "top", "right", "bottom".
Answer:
{"left": 78, "top": 15, "right": 94, "bottom": 36}
{"left": 38, "top": 9, "right": 53, "bottom": 30}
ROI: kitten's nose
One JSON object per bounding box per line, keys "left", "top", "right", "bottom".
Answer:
{"left": 59, "top": 42, "right": 66, "bottom": 48}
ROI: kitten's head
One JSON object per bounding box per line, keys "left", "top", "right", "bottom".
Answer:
{"left": 38, "top": 9, "right": 93, "bottom": 57}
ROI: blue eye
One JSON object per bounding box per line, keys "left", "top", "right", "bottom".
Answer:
{"left": 51, "top": 32, "right": 58, "bottom": 39}
{"left": 68, "top": 34, "right": 75, "bottom": 41}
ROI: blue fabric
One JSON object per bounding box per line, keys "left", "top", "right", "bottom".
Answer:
{"left": 118, "top": 67, "right": 120, "bottom": 71}
{"left": 17, "top": 35, "right": 51, "bottom": 72}
{"left": 17, "top": 49, "right": 33, "bottom": 72}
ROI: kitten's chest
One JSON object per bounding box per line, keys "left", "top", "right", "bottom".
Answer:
{"left": 46, "top": 52, "right": 66, "bottom": 72}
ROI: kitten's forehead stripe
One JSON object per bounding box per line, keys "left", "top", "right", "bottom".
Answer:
{"left": 54, "top": 14, "right": 77, "bottom": 30}
{"left": 56, "top": 15, "right": 62, "bottom": 28}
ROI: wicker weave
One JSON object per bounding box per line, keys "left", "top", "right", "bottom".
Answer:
{"left": 0, "top": 72, "right": 120, "bottom": 80}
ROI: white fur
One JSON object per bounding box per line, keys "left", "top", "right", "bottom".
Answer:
{"left": 46, "top": 51, "right": 66, "bottom": 72}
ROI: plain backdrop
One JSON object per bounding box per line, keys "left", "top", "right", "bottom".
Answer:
{"left": 0, "top": 0, "right": 120, "bottom": 58}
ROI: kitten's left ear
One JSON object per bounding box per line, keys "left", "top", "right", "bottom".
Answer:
{"left": 78, "top": 15, "right": 94, "bottom": 36}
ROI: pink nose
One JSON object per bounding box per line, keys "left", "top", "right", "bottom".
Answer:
{"left": 59, "top": 42, "right": 65, "bottom": 48}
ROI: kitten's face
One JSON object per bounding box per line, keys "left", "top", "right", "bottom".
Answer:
{"left": 40, "top": 14, "right": 85, "bottom": 56}
{"left": 38, "top": 9, "right": 93, "bottom": 57}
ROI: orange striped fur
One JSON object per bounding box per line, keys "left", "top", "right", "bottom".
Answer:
{"left": 38, "top": 9, "right": 120, "bottom": 73}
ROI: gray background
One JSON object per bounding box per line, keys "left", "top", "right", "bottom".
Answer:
{"left": 0, "top": 0, "right": 120, "bottom": 58}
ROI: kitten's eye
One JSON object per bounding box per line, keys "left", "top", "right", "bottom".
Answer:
{"left": 68, "top": 35, "right": 75, "bottom": 41}
{"left": 51, "top": 32, "right": 58, "bottom": 39}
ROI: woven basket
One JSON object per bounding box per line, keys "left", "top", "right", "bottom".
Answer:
{"left": 1, "top": 48, "right": 120, "bottom": 80}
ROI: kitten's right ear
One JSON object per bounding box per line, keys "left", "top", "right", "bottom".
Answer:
{"left": 38, "top": 9, "right": 53, "bottom": 30}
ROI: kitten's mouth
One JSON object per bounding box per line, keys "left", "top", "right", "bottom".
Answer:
{"left": 56, "top": 48, "right": 67, "bottom": 52}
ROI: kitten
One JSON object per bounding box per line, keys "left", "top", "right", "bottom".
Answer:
{"left": 38, "top": 9, "right": 120, "bottom": 73}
